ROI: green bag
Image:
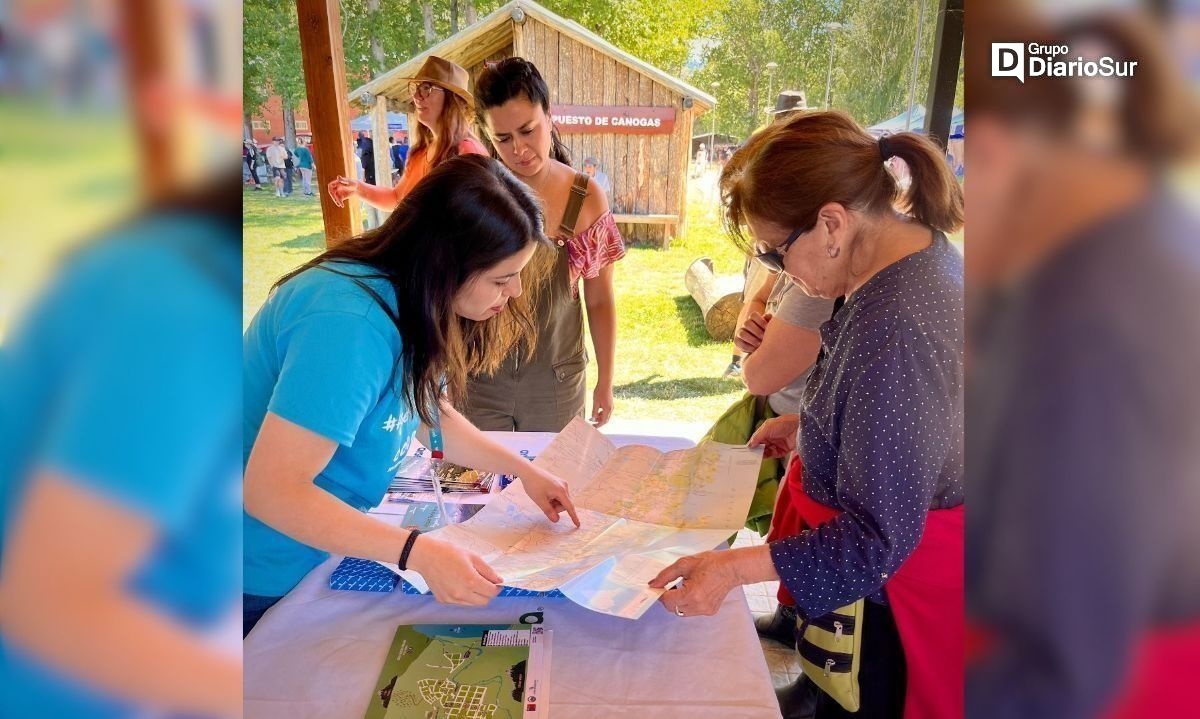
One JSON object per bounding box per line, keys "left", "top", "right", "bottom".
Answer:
{"left": 701, "top": 391, "right": 780, "bottom": 536}
{"left": 795, "top": 599, "right": 866, "bottom": 713}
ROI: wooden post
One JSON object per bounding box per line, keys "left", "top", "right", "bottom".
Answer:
{"left": 511, "top": 7, "right": 525, "bottom": 56}
{"left": 367, "top": 93, "right": 392, "bottom": 227}
{"left": 674, "top": 107, "right": 695, "bottom": 241}
{"left": 371, "top": 95, "right": 393, "bottom": 191}
{"left": 121, "top": 0, "right": 179, "bottom": 200}
{"left": 296, "top": 0, "right": 361, "bottom": 245}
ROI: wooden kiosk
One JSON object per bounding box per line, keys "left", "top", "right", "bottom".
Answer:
{"left": 346, "top": 0, "right": 716, "bottom": 246}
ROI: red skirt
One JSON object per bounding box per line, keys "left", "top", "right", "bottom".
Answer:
{"left": 968, "top": 615, "right": 1200, "bottom": 716}
{"left": 772, "top": 455, "right": 965, "bottom": 719}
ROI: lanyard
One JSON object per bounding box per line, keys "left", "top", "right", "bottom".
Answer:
{"left": 427, "top": 402, "right": 449, "bottom": 525}
{"left": 428, "top": 404, "right": 445, "bottom": 462}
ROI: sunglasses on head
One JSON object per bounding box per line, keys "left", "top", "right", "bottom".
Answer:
{"left": 408, "top": 81, "right": 443, "bottom": 98}
{"left": 753, "top": 225, "right": 807, "bottom": 273}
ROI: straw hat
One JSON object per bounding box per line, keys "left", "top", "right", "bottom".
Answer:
{"left": 403, "top": 56, "right": 474, "bottom": 110}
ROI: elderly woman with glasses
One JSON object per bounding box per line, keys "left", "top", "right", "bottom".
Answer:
{"left": 328, "top": 56, "right": 488, "bottom": 208}
{"left": 650, "top": 111, "right": 964, "bottom": 719}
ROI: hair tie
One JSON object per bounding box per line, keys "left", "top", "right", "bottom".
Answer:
{"left": 878, "top": 135, "right": 893, "bottom": 162}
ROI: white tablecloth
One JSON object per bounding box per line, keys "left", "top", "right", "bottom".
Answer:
{"left": 243, "top": 431, "right": 782, "bottom": 719}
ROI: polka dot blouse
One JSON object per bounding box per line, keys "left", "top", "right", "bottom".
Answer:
{"left": 769, "top": 230, "right": 965, "bottom": 619}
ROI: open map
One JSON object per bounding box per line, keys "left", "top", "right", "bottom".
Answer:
{"left": 397, "top": 418, "right": 762, "bottom": 619}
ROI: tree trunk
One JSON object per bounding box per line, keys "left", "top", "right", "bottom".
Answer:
{"left": 366, "top": 0, "right": 385, "bottom": 78}
{"left": 745, "top": 74, "right": 760, "bottom": 138}
{"left": 450, "top": 0, "right": 458, "bottom": 33}
{"left": 464, "top": 0, "right": 476, "bottom": 25}
{"left": 243, "top": 112, "right": 254, "bottom": 142}
{"left": 684, "top": 258, "right": 744, "bottom": 341}
{"left": 421, "top": 2, "right": 435, "bottom": 44}
{"left": 283, "top": 106, "right": 296, "bottom": 148}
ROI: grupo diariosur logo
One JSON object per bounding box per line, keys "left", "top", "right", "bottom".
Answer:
{"left": 991, "top": 42, "right": 1138, "bottom": 83}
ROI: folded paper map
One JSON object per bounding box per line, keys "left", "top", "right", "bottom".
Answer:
{"left": 394, "top": 417, "right": 762, "bottom": 619}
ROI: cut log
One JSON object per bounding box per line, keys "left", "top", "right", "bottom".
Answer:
{"left": 684, "top": 257, "right": 744, "bottom": 341}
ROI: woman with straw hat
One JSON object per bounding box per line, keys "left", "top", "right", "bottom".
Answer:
{"left": 328, "top": 56, "right": 488, "bottom": 208}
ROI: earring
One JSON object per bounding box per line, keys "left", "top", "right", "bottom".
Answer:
{"left": 827, "top": 246, "right": 841, "bottom": 259}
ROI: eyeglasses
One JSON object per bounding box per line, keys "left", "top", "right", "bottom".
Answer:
{"left": 408, "top": 81, "right": 443, "bottom": 98}
{"left": 753, "top": 225, "right": 806, "bottom": 273}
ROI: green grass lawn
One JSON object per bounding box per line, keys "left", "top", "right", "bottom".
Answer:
{"left": 243, "top": 174, "right": 750, "bottom": 423}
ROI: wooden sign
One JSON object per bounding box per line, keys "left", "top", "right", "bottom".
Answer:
{"left": 550, "top": 105, "right": 676, "bottom": 135}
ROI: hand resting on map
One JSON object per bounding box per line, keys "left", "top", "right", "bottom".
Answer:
{"left": 409, "top": 536, "right": 504, "bottom": 606}
{"left": 748, "top": 413, "right": 800, "bottom": 458}
{"left": 649, "top": 545, "right": 778, "bottom": 617}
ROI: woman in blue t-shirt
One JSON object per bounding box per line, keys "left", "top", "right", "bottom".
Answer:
{"left": 242, "top": 154, "right": 580, "bottom": 635}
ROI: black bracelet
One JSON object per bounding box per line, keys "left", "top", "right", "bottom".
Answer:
{"left": 397, "top": 529, "right": 421, "bottom": 571}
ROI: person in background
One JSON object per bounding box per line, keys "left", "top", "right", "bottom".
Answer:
{"left": 282, "top": 141, "right": 295, "bottom": 197}
{"left": 723, "top": 91, "right": 811, "bottom": 379}
{"left": 328, "top": 57, "right": 487, "bottom": 209}
{"left": 359, "top": 133, "right": 375, "bottom": 186}
{"left": 703, "top": 267, "right": 833, "bottom": 540}
{"left": 294, "top": 139, "right": 314, "bottom": 197}
{"left": 397, "top": 135, "right": 410, "bottom": 169}
{"left": 265, "top": 136, "right": 287, "bottom": 197}
{"left": 243, "top": 140, "right": 262, "bottom": 190}
{"left": 582, "top": 156, "right": 611, "bottom": 200}
{"left": 766, "top": 90, "right": 808, "bottom": 124}
{"left": 243, "top": 155, "right": 580, "bottom": 637}
{"left": 466, "top": 57, "right": 624, "bottom": 431}
{"left": 653, "top": 111, "right": 964, "bottom": 719}
{"left": 389, "top": 135, "right": 405, "bottom": 181}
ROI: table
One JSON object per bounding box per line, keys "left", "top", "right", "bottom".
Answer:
{"left": 243, "top": 432, "right": 783, "bottom": 719}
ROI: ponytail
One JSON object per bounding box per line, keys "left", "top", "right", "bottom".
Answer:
{"left": 550, "top": 126, "right": 571, "bottom": 166}
{"left": 881, "top": 132, "right": 964, "bottom": 233}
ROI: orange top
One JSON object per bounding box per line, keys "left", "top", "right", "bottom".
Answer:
{"left": 394, "top": 137, "right": 489, "bottom": 200}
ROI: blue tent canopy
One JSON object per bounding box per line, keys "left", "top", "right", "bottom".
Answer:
{"left": 869, "top": 104, "right": 964, "bottom": 137}
{"left": 349, "top": 112, "right": 409, "bottom": 132}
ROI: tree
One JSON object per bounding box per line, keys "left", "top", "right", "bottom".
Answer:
{"left": 834, "top": 0, "right": 943, "bottom": 125}
{"left": 695, "top": 0, "right": 826, "bottom": 140}
{"left": 242, "top": 0, "right": 959, "bottom": 148}
{"left": 244, "top": 0, "right": 306, "bottom": 144}
{"left": 366, "top": 0, "right": 387, "bottom": 77}
{"left": 541, "top": 0, "right": 719, "bottom": 76}
{"left": 691, "top": 0, "right": 959, "bottom": 142}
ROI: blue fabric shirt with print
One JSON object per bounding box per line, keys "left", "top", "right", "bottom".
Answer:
{"left": 243, "top": 261, "right": 419, "bottom": 598}
{"left": 0, "top": 214, "right": 241, "bottom": 718}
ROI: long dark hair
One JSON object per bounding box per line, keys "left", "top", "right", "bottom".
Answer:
{"left": 275, "top": 154, "right": 551, "bottom": 425}
{"left": 475, "top": 57, "right": 571, "bottom": 165}
{"left": 721, "top": 110, "right": 964, "bottom": 255}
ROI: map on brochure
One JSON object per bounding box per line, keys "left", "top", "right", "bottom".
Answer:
{"left": 364, "top": 623, "right": 551, "bottom": 719}
{"left": 394, "top": 417, "right": 762, "bottom": 619}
